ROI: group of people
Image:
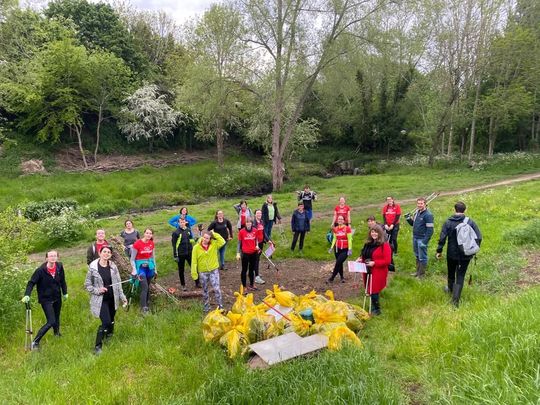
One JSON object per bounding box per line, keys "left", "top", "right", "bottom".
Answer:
{"left": 21, "top": 185, "right": 482, "bottom": 354}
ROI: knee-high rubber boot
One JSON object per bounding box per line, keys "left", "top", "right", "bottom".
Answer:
{"left": 411, "top": 260, "right": 420, "bottom": 277}
{"left": 370, "top": 294, "right": 381, "bottom": 316}
{"left": 452, "top": 283, "right": 463, "bottom": 307}
{"left": 417, "top": 262, "right": 426, "bottom": 278}
{"left": 94, "top": 326, "right": 105, "bottom": 354}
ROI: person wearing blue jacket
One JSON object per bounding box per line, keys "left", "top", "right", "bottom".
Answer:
{"left": 290, "top": 203, "right": 310, "bottom": 254}
{"left": 406, "top": 197, "right": 434, "bottom": 278}
{"left": 168, "top": 207, "right": 197, "bottom": 229}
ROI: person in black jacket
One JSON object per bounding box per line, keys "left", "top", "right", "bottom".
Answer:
{"left": 436, "top": 201, "right": 482, "bottom": 307}
{"left": 207, "top": 210, "right": 233, "bottom": 271}
{"left": 21, "top": 250, "right": 68, "bottom": 350}
{"left": 291, "top": 203, "right": 310, "bottom": 254}
{"left": 261, "top": 194, "right": 281, "bottom": 239}
{"left": 172, "top": 218, "right": 197, "bottom": 291}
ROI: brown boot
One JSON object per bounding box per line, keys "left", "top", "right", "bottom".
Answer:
{"left": 410, "top": 259, "right": 420, "bottom": 277}
{"left": 417, "top": 262, "right": 427, "bottom": 278}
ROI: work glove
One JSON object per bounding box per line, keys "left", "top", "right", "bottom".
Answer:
{"left": 328, "top": 248, "right": 333, "bottom": 254}
{"left": 63, "top": 294, "right": 69, "bottom": 301}
{"left": 21, "top": 295, "right": 30, "bottom": 304}
{"left": 236, "top": 253, "right": 241, "bottom": 260}
{"left": 347, "top": 249, "right": 352, "bottom": 256}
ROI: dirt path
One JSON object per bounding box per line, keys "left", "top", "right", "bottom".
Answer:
{"left": 28, "top": 171, "right": 540, "bottom": 262}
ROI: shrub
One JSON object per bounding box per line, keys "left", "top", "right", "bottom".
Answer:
{"left": 503, "top": 219, "right": 540, "bottom": 247}
{"left": 38, "top": 207, "right": 91, "bottom": 243}
{"left": 208, "top": 164, "right": 272, "bottom": 197}
{"left": 21, "top": 199, "right": 78, "bottom": 221}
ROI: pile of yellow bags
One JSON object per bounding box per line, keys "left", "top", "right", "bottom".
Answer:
{"left": 202, "top": 285, "right": 370, "bottom": 358}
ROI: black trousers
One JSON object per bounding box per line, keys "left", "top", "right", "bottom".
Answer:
{"left": 291, "top": 231, "right": 306, "bottom": 251}
{"left": 254, "top": 242, "right": 263, "bottom": 277}
{"left": 385, "top": 224, "right": 400, "bottom": 254}
{"left": 34, "top": 300, "right": 62, "bottom": 343}
{"left": 177, "top": 253, "right": 192, "bottom": 286}
{"left": 241, "top": 252, "right": 257, "bottom": 287}
{"left": 95, "top": 298, "right": 116, "bottom": 348}
{"left": 447, "top": 258, "right": 471, "bottom": 289}
{"left": 330, "top": 248, "right": 348, "bottom": 280}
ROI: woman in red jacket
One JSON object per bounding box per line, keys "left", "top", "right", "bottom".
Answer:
{"left": 357, "top": 225, "right": 391, "bottom": 315}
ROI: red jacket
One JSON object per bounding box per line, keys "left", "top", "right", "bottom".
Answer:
{"left": 362, "top": 242, "right": 392, "bottom": 294}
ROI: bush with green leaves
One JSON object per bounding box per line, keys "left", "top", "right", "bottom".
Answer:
{"left": 21, "top": 199, "right": 78, "bottom": 221}
{"left": 38, "top": 207, "right": 91, "bottom": 243}
{"left": 207, "top": 164, "right": 272, "bottom": 196}
{"left": 0, "top": 208, "right": 36, "bottom": 329}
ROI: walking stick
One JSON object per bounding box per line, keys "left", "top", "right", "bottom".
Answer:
{"left": 25, "top": 302, "right": 33, "bottom": 351}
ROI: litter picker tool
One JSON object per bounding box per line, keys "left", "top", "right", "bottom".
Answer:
{"left": 362, "top": 273, "right": 372, "bottom": 314}
{"left": 106, "top": 278, "right": 132, "bottom": 288}
{"left": 262, "top": 300, "right": 291, "bottom": 322}
{"left": 154, "top": 282, "right": 180, "bottom": 304}
{"left": 24, "top": 302, "right": 33, "bottom": 351}
{"left": 405, "top": 191, "right": 440, "bottom": 219}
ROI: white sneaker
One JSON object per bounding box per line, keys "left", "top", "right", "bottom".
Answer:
{"left": 255, "top": 275, "right": 266, "bottom": 284}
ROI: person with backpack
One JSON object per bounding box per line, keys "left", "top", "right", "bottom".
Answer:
{"left": 87, "top": 229, "right": 109, "bottom": 265}
{"left": 297, "top": 185, "right": 317, "bottom": 220}
{"left": 436, "top": 201, "right": 482, "bottom": 307}
{"left": 84, "top": 246, "right": 127, "bottom": 355}
{"left": 233, "top": 200, "right": 253, "bottom": 230}
{"left": 332, "top": 197, "right": 351, "bottom": 226}
{"left": 172, "top": 218, "right": 197, "bottom": 291}
{"left": 21, "top": 250, "right": 68, "bottom": 350}
{"left": 120, "top": 220, "right": 140, "bottom": 258}
{"left": 406, "top": 197, "right": 434, "bottom": 278}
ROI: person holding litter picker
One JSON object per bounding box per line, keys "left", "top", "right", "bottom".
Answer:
{"left": 130, "top": 228, "right": 157, "bottom": 315}
{"left": 21, "top": 250, "right": 68, "bottom": 351}
{"left": 327, "top": 215, "right": 352, "bottom": 284}
{"left": 357, "top": 225, "right": 391, "bottom": 316}
{"left": 85, "top": 246, "right": 127, "bottom": 355}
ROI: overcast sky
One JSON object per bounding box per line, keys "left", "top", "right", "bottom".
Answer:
{"left": 125, "top": 0, "right": 215, "bottom": 23}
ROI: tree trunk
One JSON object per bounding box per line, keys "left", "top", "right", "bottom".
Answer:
{"left": 73, "top": 123, "right": 88, "bottom": 169}
{"left": 216, "top": 118, "right": 224, "bottom": 168}
{"left": 271, "top": 112, "right": 283, "bottom": 191}
{"left": 468, "top": 78, "right": 482, "bottom": 162}
{"left": 447, "top": 105, "right": 454, "bottom": 156}
{"left": 488, "top": 115, "right": 495, "bottom": 157}
{"left": 93, "top": 103, "right": 103, "bottom": 164}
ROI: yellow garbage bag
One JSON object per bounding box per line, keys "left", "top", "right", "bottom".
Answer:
{"left": 202, "top": 308, "right": 231, "bottom": 342}
{"left": 231, "top": 286, "right": 254, "bottom": 314}
{"left": 327, "top": 326, "right": 362, "bottom": 351}
{"left": 244, "top": 310, "right": 275, "bottom": 343}
{"left": 219, "top": 328, "right": 249, "bottom": 358}
{"left": 312, "top": 301, "right": 348, "bottom": 324}
{"left": 265, "top": 284, "right": 296, "bottom": 308}
{"left": 295, "top": 290, "right": 318, "bottom": 312}
{"left": 286, "top": 313, "right": 312, "bottom": 337}
{"left": 310, "top": 321, "right": 347, "bottom": 335}
{"left": 325, "top": 290, "right": 335, "bottom": 301}
{"left": 266, "top": 318, "right": 287, "bottom": 338}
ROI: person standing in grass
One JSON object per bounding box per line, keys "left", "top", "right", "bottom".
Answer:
{"left": 130, "top": 228, "right": 157, "bottom": 314}
{"left": 233, "top": 200, "right": 253, "bottom": 230}
{"left": 207, "top": 210, "right": 234, "bottom": 271}
{"left": 21, "top": 250, "right": 68, "bottom": 351}
{"left": 253, "top": 209, "right": 271, "bottom": 285}
{"left": 172, "top": 218, "right": 197, "bottom": 291}
{"left": 85, "top": 246, "right": 127, "bottom": 355}
{"left": 191, "top": 230, "right": 225, "bottom": 312}
{"left": 406, "top": 198, "right": 434, "bottom": 278}
{"left": 87, "top": 229, "right": 109, "bottom": 265}
{"left": 236, "top": 218, "right": 261, "bottom": 291}
{"left": 291, "top": 203, "right": 310, "bottom": 254}
{"left": 382, "top": 196, "right": 401, "bottom": 254}
{"left": 297, "top": 185, "right": 317, "bottom": 221}
{"left": 357, "top": 226, "right": 391, "bottom": 316}
{"left": 327, "top": 215, "right": 352, "bottom": 284}
{"left": 120, "top": 219, "right": 140, "bottom": 257}
{"left": 332, "top": 197, "right": 351, "bottom": 226}
{"left": 436, "top": 201, "right": 482, "bottom": 307}
{"left": 261, "top": 194, "right": 281, "bottom": 239}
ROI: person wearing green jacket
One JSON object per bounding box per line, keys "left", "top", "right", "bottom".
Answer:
{"left": 191, "top": 230, "right": 225, "bottom": 312}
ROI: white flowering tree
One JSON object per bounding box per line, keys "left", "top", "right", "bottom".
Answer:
{"left": 120, "top": 84, "right": 182, "bottom": 151}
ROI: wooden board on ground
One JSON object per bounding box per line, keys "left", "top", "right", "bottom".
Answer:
{"left": 248, "top": 332, "right": 328, "bottom": 366}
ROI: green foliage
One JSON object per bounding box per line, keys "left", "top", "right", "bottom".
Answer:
{"left": 37, "top": 206, "right": 91, "bottom": 243}
{"left": 21, "top": 198, "right": 78, "bottom": 221}
{"left": 503, "top": 219, "right": 540, "bottom": 247}
{"left": 207, "top": 164, "right": 272, "bottom": 197}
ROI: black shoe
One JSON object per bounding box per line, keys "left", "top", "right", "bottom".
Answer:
{"left": 94, "top": 346, "right": 102, "bottom": 356}
{"left": 30, "top": 341, "right": 40, "bottom": 351}
{"left": 341, "top": 278, "right": 345, "bottom": 283}
{"left": 54, "top": 332, "right": 62, "bottom": 337}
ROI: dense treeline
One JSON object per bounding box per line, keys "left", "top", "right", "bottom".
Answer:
{"left": 0, "top": 0, "right": 538, "bottom": 186}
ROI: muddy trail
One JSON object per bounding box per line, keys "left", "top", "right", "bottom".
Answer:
{"left": 29, "top": 171, "right": 539, "bottom": 263}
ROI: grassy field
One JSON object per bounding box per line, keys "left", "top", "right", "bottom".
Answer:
{"left": 1, "top": 160, "right": 539, "bottom": 404}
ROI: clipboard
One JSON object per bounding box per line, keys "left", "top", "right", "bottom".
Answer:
{"left": 348, "top": 261, "right": 367, "bottom": 273}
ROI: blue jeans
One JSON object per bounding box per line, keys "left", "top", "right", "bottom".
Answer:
{"left": 218, "top": 241, "right": 228, "bottom": 269}
{"left": 306, "top": 209, "right": 313, "bottom": 220}
{"left": 413, "top": 237, "right": 429, "bottom": 265}
{"left": 264, "top": 221, "right": 274, "bottom": 239}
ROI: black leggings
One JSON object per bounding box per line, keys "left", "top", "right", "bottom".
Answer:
{"left": 447, "top": 258, "right": 471, "bottom": 289}
{"left": 241, "top": 252, "right": 257, "bottom": 287}
{"left": 254, "top": 242, "right": 263, "bottom": 277}
{"left": 291, "top": 231, "right": 306, "bottom": 251}
{"left": 95, "top": 298, "right": 116, "bottom": 348}
{"left": 330, "top": 248, "right": 348, "bottom": 281}
{"left": 177, "top": 253, "right": 192, "bottom": 286}
{"left": 385, "top": 224, "right": 400, "bottom": 254}
{"left": 34, "top": 300, "right": 62, "bottom": 343}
